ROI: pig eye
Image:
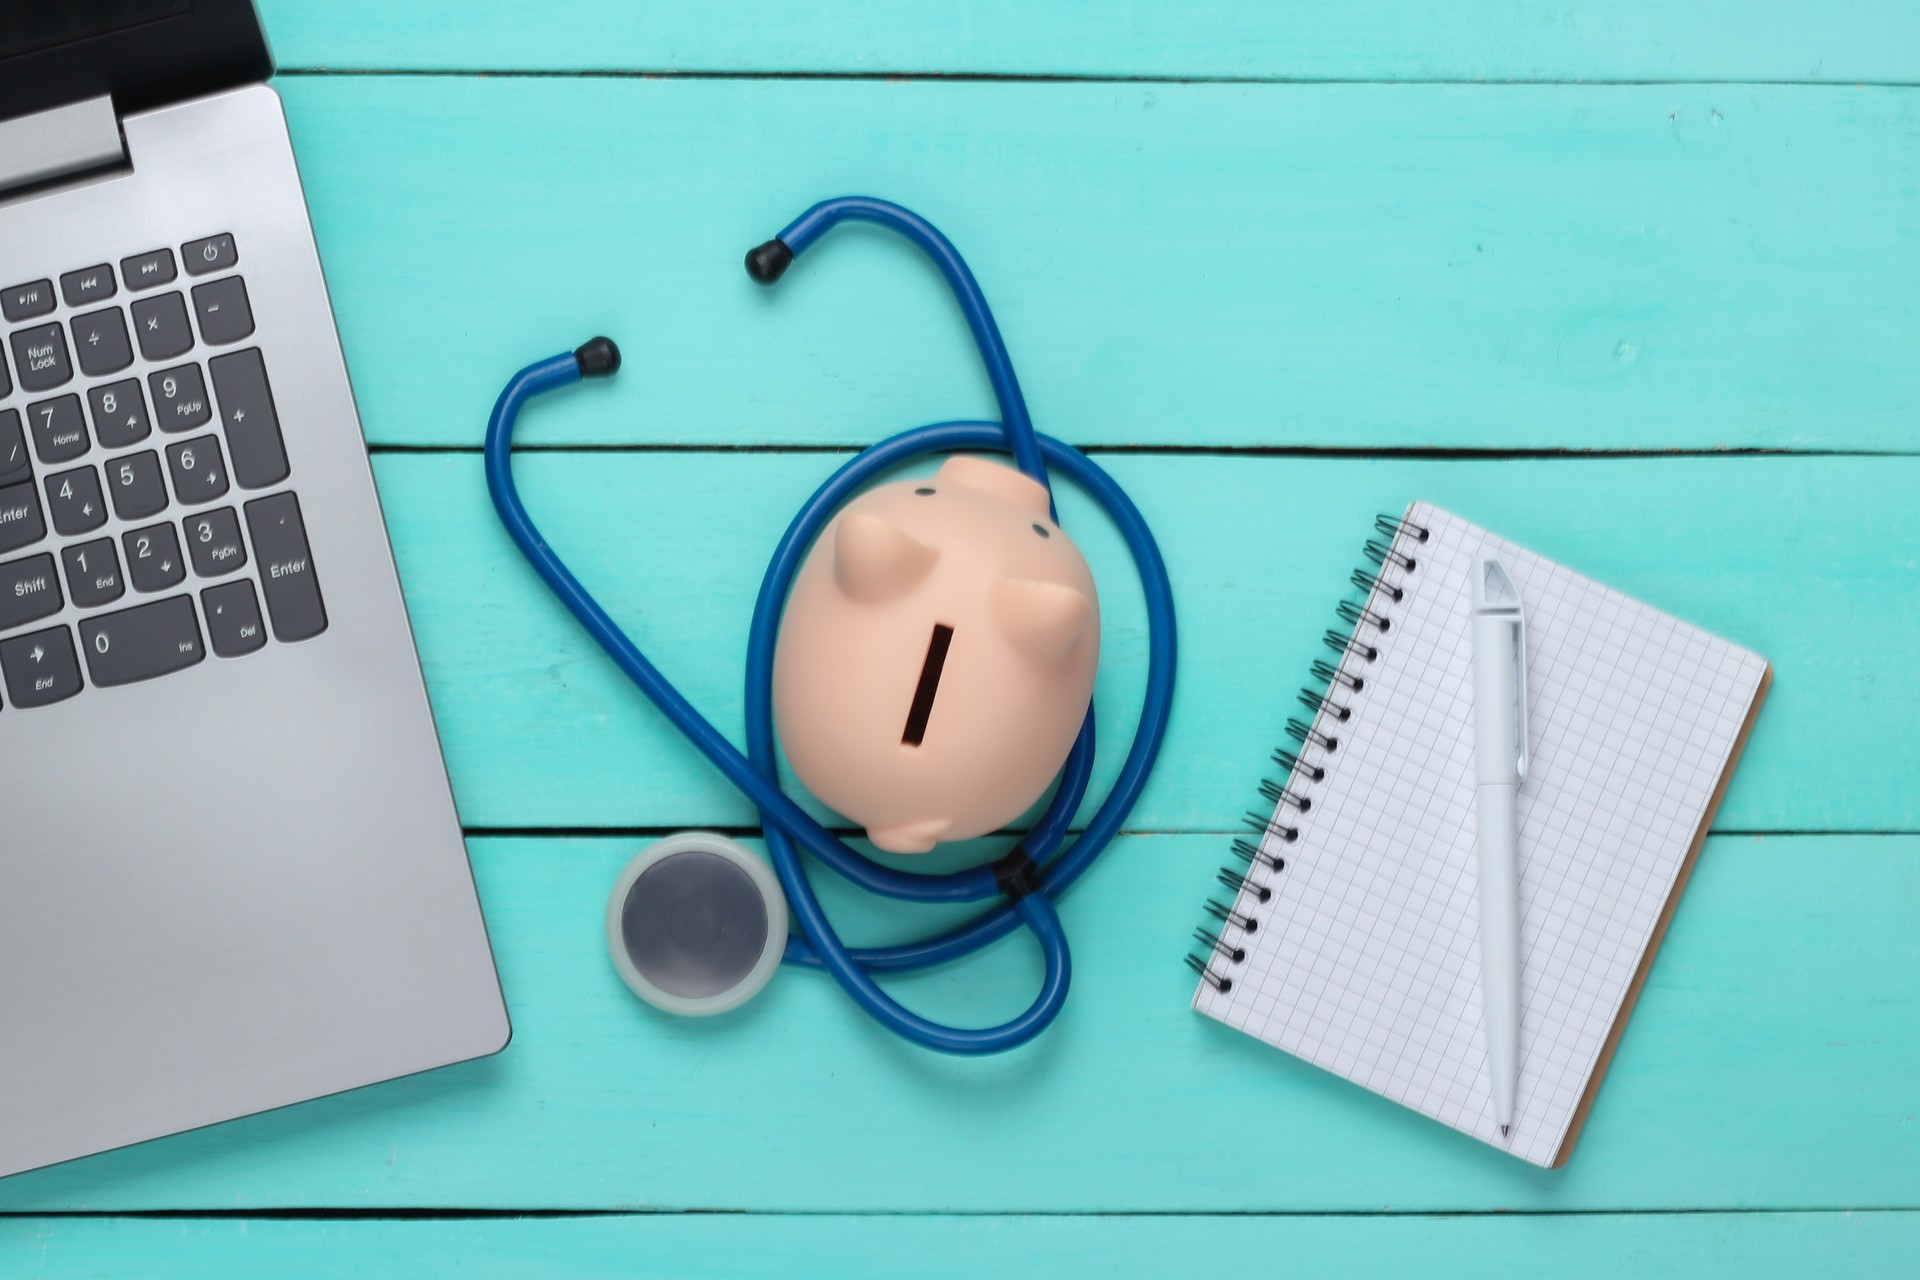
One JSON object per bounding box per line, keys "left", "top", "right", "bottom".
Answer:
{"left": 914, "top": 487, "right": 936, "bottom": 496}
{"left": 1032, "top": 523, "right": 1050, "bottom": 539}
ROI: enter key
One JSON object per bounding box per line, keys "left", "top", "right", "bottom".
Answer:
{"left": 243, "top": 490, "right": 327, "bottom": 642}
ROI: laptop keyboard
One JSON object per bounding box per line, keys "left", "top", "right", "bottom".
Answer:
{"left": 0, "top": 233, "right": 325, "bottom": 711}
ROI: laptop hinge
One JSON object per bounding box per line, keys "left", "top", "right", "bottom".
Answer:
{"left": 0, "top": 96, "right": 127, "bottom": 199}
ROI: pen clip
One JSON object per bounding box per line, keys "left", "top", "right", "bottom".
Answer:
{"left": 1509, "top": 609, "right": 1529, "bottom": 781}
{"left": 1474, "top": 553, "right": 1530, "bottom": 782}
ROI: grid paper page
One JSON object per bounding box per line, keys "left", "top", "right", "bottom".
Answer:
{"left": 1193, "top": 502, "right": 1767, "bottom": 1166}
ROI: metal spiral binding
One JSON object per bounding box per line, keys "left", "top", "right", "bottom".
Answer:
{"left": 1185, "top": 510, "right": 1430, "bottom": 996}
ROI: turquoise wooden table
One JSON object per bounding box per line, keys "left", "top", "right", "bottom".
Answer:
{"left": 6, "top": 3, "right": 1920, "bottom": 1275}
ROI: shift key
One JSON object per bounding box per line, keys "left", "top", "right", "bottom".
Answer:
{"left": 245, "top": 491, "right": 327, "bottom": 641}
{"left": 208, "top": 348, "right": 289, "bottom": 488}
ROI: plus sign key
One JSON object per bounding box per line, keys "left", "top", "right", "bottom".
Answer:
{"left": 208, "top": 349, "right": 288, "bottom": 488}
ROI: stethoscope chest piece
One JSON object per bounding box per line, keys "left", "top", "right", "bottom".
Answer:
{"left": 606, "top": 832, "right": 790, "bottom": 1016}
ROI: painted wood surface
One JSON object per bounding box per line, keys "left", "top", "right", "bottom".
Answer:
{"left": 14, "top": 0, "right": 1920, "bottom": 1272}
{"left": 7, "top": 1211, "right": 1918, "bottom": 1279}
{"left": 258, "top": 1, "right": 1920, "bottom": 83}
{"left": 270, "top": 78, "right": 1920, "bottom": 452}
{"left": 0, "top": 834, "right": 1912, "bottom": 1213}
{"left": 376, "top": 452, "right": 1890, "bottom": 832}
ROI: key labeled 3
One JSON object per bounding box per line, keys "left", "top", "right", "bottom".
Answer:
{"left": 186, "top": 507, "right": 246, "bottom": 578}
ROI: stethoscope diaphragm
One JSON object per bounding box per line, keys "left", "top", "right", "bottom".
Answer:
{"left": 605, "top": 832, "right": 789, "bottom": 1016}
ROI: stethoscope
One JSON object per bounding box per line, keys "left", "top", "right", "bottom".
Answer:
{"left": 484, "top": 197, "right": 1176, "bottom": 1054}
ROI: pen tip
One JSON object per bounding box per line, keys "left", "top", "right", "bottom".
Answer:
{"left": 1500, "top": 1125, "right": 1510, "bottom": 1138}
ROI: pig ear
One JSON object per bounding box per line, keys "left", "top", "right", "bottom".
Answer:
{"left": 834, "top": 512, "right": 939, "bottom": 603}
{"left": 989, "top": 576, "right": 1093, "bottom": 663}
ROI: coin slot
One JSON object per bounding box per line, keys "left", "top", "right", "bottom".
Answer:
{"left": 901, "top": 623, "right": 955, "bottom": 747}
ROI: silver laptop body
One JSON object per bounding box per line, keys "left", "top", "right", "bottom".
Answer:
{"left": 0, "top": 4, "right": 508, "bottom": 1180}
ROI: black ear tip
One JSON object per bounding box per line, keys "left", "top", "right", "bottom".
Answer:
{"left": 574, "top": 336, "right": 620, "bottom": 377}
{"left": 745, "top": 238, "right": 794, "bottom": 284}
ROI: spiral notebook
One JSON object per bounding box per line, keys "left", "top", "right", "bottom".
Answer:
{"left": 1189, "top": 502, "right": 1770, "bottom": 1167}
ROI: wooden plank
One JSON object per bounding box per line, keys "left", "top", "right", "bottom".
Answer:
{"left": 6, "top": 1210, "right": 1917, "bottom": 1279}
{"left": 370, "top": 451, "right": 1888, "bottom": 833}
{"left": 259, "top": 0, "right": 1920, "bottom": 83}
{"left": 271, "top": 77, "right": 1920, "bottom": 451}
{"left": 0, "top": 832, "right": 1911, "bottom": 1212}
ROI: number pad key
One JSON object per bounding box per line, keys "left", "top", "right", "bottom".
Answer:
{"left": 0, "top": 410, "right": 30, "bottom": 487}
{"left": 71, "top": 306, "right": 133, "bottom": 377}
{"left": 185, "top": 506, "right": 246, "bottom": 578}
{"left": 148, "top": 363, "right": 211, "bottom": 433}
{"left": 0, "top": 481, "right": 46, "bottom": 554}
{"left": 88, "top": 378, "right": 152, "bottom": 448}
{"left": 202, "top": 580, "right": 266, "bottom": 657}
{"left": 191, "top": 276, "right": 254, "bottom": 346}
{"left": 131, "top": 292, "right": 193, "bottom": 362}
{"left": 9, "top": 323, "right": 72, "bottom": 392}
{"left": 149, "top": 364, "right": 212, "bottom": 435}
{"left": 166, "top": 435, "right": 228, "bottom": 504}
{"left": 1, "top": 625, "right": 83, "bottom": 707}
{"left": 109, "top": 450, "right": 167, "bottom": 521}
{"left": 28, "top": 395, "right": 88, "bottom": 464}
{"left": 122, "top": 521, "right": 185, "bottom": 593}
{"left": 61, "top": 537, "right": 124, "bottom": 607}
{"left": 0, "top": 552, "right": 62, "bottom": 631}
{"left": 208, "top": 349, "right": 289, "bottom": 488}
{"left": 245, "top": 491, "right": 326, "bottom": 641}
{"left": 43, "top": 465, "right": 105, "bottom": 536}
{"left": 80, "top": 595, "right": 204, "bottom": 687}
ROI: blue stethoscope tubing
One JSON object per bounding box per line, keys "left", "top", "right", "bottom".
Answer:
{"left": 483, "top": 197, "right": 1177, "bottom": 1054}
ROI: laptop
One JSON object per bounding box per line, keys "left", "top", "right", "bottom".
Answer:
{"left": 0, "top": 3, "right": 509, "bottom": 1178}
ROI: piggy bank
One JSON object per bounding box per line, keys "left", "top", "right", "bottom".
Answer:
{"left": 773, "top": 455, "right": 1100, "bottom": 853}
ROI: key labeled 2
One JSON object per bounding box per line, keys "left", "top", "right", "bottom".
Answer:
{"left": 122, "top": 521, "right": 185, "bottom": 593}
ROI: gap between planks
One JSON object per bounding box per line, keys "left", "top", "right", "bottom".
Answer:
{"left": 369, "top": 444, "right": 1920, "bottom": 460}
{"left": 273, "top": 68, "right": 1920, "bottom": 89}
{"left": 6, "top": 1206, "right": 1917, "bottom": 1221}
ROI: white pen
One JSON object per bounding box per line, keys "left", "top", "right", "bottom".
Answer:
{"left": 1470, "top": 553, "right": 1529, "bottom": 1139}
